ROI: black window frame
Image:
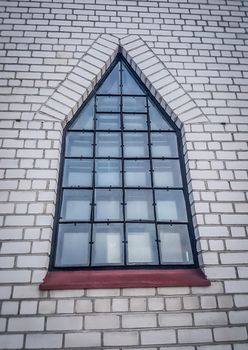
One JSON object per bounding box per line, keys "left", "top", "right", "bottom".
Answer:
{"left": 49, "top": 53, "right": 199, "bottom": 271}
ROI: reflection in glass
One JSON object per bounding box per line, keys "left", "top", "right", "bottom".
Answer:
{"left": 153, "top": 159, "right": 182, "bottom": 187}
{"left": 92, "top": 223, "right": 123, "bottom": 265}
{"left": 95, "top": 159, "right": 121, "bottom": 187}
{"left": 123, "top": 114, "right": 147, "bottom": 130}
{"left": 127, "top": 223, "right": 158, "bottom": 264}
{"left": 158, "top": 224, "right": 193, "bottom": 264}
{"left": 123, "top": 132, "right": 148, "bottom": 158}
{"left": 55, "top": 224, "right": 90, "bottom": 266}
{"left": 65, "top": 132, "right": 93, "bottom": 157}
{"left": 96, "top": 96, "right": 120, "bottom": 112}
{"left": 125, "top": 189, "right": 154, "bottom": 220}
{"left": 122, "top": 64, "right": 144, "bottom": 95}
{"left": 96, "top": 132, "right": 121, "bottom": 157}
{"left": 123, "top": 96, "right": 146, "bottom": 113}
{"left": 149, "top": 100, "right": 172, "bottom": 130}
{"left": 155, "top": 190, "right": 187, "bottom": 222}
{"left": 95, "top": 189, "right": 123, "bottom": 221}
{"left": 124, "top": 160, "right": 151, "bottom": 187}
{"left": 96, "top": 113, "right": 120, "bottom": 130}
{"left": 63, "top": 159, "right": 93, "bottom": 187}
{"left": 151, "top": 133, "right": 178, "bottom": 158}
{"left": 98, "top": 62, "right": 121, "bottom": 94}
{"left": 70, "top": 98, "right": 94, "bottom": 130}
{"left": 61, "top": 190, "right": 92, "bottom": 221}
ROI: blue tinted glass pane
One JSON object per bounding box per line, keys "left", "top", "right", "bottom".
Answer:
{"left": 63, "top": 159, "right": 93, "bottom": 187}
{"left": 149, "top": 100, "right": 172, "bottom": 130}
{"left": 96, "top": 132, "right": 121, "bottom": 157}
{"left": 98, "top": 62, "right": 120, "bottom": 94}
{"left": 61, "top": 189, "right": 92, "bottom": 221}
{"left": 123, "top": 132, "right": 149, "bottom": 158}
{"left": 96, "top": 96, "right": 120, "bottom": 112}
{"left": 123, "top": 96, "right": 146, "bottom": 112}
{"left": 96, "top": 113, "right": 120, "bottom": 130}
{"left": 70, "top": 98, "right": 94, "bottom": 130}
{"left": 124, "top": 160, "right": 151, "bottom": 187}
{"left": 158, "top": 224, "right": 193, "bottom": 264}
{"left": 55, "top": 224, "right": 90, "bottom": 267}
{"left": 151, "top": 133, "right": 178, "bottom": 158}
{"left": 123, "top": 114, "right": 147, "bottom": 130}
{"left": 152, "top": 159, "right": 182, "bottom": 187}
{"left": 125, "top": 189, "right": 154, "bottom": 220}
{"left": 155, "top": 190, "right": 187, "bottom": 222}
{"left": 126, "top": 223, "right": 158, "bottom": 264}
{"left": 65, "top": 132, "right": 93, "bottom": 157}
{"left": 92, "top": 223, "right": 123, "bottom": 265}
{"left": 95, "top": 189, "right": 123, "bottom": 221}
{"left": 95, "top": 159, "right": 122, "bottom": 187}
{"left": 122, "top": 64, "right": 144, "bottom": 95}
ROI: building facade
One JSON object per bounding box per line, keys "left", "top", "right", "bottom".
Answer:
{"left": 0, "top": 0, "right": 248, "bottom": 349}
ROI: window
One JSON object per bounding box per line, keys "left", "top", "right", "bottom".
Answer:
{"left": 50, "top": 55, "right": 198, "bottom": 273}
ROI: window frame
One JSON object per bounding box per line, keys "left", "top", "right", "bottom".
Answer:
{"left": 48, "top": 54, "right": 200, "bottom": 274}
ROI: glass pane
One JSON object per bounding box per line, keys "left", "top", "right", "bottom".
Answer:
{"left": 124, "top": 160, "right": 151, "bottom": 187}
{"left": 123, "top": 132, "right": 148, "bottom": 158}
{"left": 125, "top": 189, "right": 154, "bottom": 220}
{"left": 70, "top": 98, "right": 94, "bottom": 130}
{"left": 98, "top": 62, "right": 121, "bottom": 94}
{"left": 61, "top": 189, "right": 92, "bottom": 221}
{"left": 95, "top": 159, "right": 121, "bottom": 187}
{"left": 96, "top": 96, "right": 120, "bottom": 112}
{"left": 96, "top": 132, "right": 121, "bottom": 157}
{"left": 123, "top": 114, "right": 147, "bottom": 130}
{"left": 153, "top": 159, "right": 182, "bottom": 187}
{"left": 127, "top": 223, "right": 158, "bottom": 264}
{"left": 149, "top": 100, "right": 172, "bottom": 130}
{"left": 55, "top": 224, "right": 90, "bottom": 267}
{"left": 63, "top": 159, "right": 93, "bottom": 187}
{"left": 151, "top": 133, "right": 178, "bottom": 158}
{"left": 155, "top": 190, "right": 187, "bottom": 222}
{"left": 96, "top": 113, "right": 120, "bottom": 130}
{"left": 122, "top": 64, "right": 144, "bottom": 95}
{"left": 158, "top": 224, "right": 193, "bottom": 264}
{"left": 65, "top": 132, "right": 93, "bottom": 157}
{"left": 92, "top": 223, "right": 123, "bottom": 265}
{"left": 123, "top": 96, "right": 146, "bottom": 113}
{"left": 95, "top": 189, "right": 123, "bottom": 221}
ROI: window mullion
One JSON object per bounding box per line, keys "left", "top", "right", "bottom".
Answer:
{"left": 147, "top": 95, "right": 161, "bottom": 265}
{"left": 89, "top": 95, "right": 97, "bottom": 266}
{"left": 120, "top": 60, "right": 127, "bottom": 266}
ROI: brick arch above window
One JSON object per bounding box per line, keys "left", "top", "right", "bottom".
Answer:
{"left": 34, "top": 34, "right": 209, "bottom": 128}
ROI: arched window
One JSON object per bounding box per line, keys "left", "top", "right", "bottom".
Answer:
{"left": 51, "top": 55, "right": 198, "bottom": 271}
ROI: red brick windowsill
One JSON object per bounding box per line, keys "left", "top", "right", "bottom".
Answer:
{"left": 39, "top": 268, "right": 210, "bottom": 290}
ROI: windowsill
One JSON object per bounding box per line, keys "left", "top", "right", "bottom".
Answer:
{"left": 39, "top": 268, "right": 210, "bottom": 290}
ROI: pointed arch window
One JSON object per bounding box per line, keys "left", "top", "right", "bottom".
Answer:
{"left": 51, "top": 55, "right": 199, "bottom": 272}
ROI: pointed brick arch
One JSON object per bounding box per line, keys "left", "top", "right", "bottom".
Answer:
{"left": 34, "top": 34, "right": 209, "bottom": 127}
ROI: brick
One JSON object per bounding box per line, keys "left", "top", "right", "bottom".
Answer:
{"left": 178, "top": 329, "right": 213, "bottom": 343}
{"left": 112, "top": 298, "right": 128, "bottom": 312}
{"left": 101, "top": 331, "right": 138, "bottom": 348}
{"left": 141, "top": 330, "right": 176, "bottom": 345}
{"left": 194, "top": 312, "right": 228, "bottom": 326}
{"left": 47, "top": 316, "right": 82, "bottom": 330}
{"left": 122, "top": 314, "right": 156, "bottom": 328}
{"left": 65, "top": 332, "right": 101, "bottom": 348}
{"left": 214, "top": 327, "right": 247, "bottom": 341}
{"left": 8, "top": 317, "right": 44, "bottom": 332}
{"left": 159, "top": 313, "right": 192, "bottom": 327}
{"left": 26, "top": 334, "right": 62, "bottom": 349}
{"left": 0, "top": 335, "right": 24, "bottom": 349}
{"left": 85, "top": 315, "right": 119, "bottom": 329}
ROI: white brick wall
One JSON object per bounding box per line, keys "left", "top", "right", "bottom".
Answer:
{"left": 0, "top": 0, "right": 248, "bottom": 349}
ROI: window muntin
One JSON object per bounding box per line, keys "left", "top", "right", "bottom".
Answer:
{"left": 53, "top": 57, "right": 196, "bottom": 269}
